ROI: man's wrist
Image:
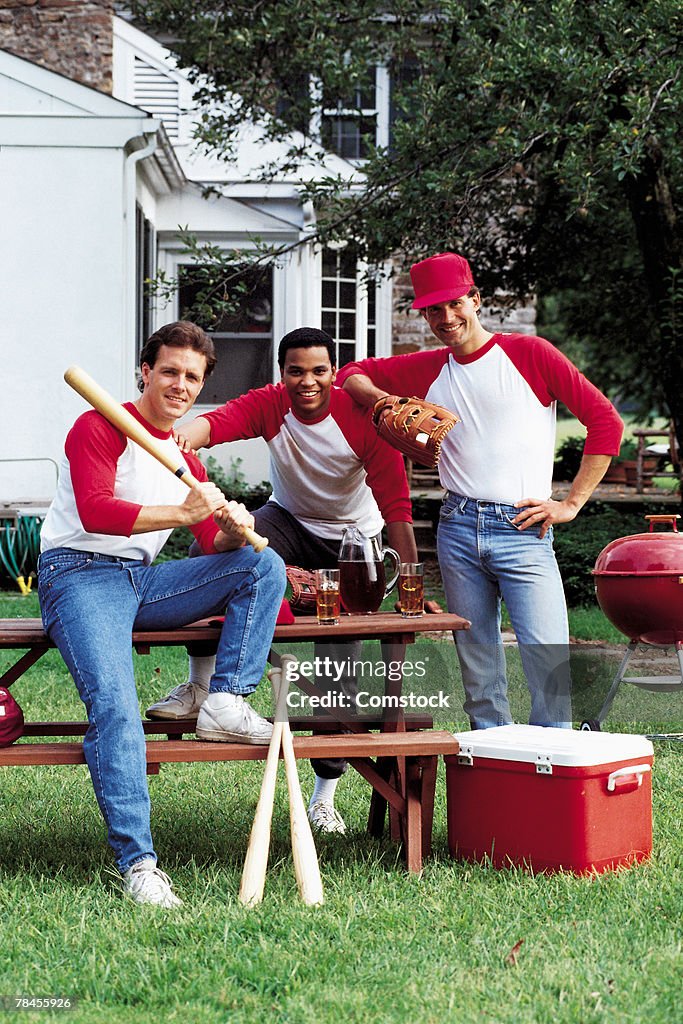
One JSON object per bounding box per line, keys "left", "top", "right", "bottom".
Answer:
{"left": 562, "top": 493, "right": 588, "bottom": 515}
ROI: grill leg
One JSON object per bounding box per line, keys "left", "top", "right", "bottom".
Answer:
{"left": 676, "top": 642, "right": 683, "bottom": 681}
{"left": 595, "top": 640, "right": 639, "bottom": 725}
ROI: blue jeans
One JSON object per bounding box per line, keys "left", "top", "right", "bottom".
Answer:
{"left": 437, "top": 494, "right": 571, "bottom": 729}
{"left": 38, "top": 545, "right": 286, "bottom": 873}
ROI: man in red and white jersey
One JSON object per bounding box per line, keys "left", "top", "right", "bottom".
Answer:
{"left": 147, "top": 327, "right": 418, "bottom": 834}
{"left": 336, "top": 252, "right": 624, "bottom": 730}
{"left": 38, "top": 322, "right": 286, "bottom": 908}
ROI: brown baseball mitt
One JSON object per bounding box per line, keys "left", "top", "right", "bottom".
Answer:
{"left": 372, "top": 395, "right": 459, "bottom": 468}
{"left": 285, "top": 565, "right": 318, "bottom": 614}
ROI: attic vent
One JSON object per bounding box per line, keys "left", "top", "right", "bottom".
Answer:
{"left": 133, "top": 57, "right": 179, "bottom": 139}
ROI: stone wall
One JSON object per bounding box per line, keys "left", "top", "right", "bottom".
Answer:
{"left": 392, "top": 268, "right": 537, "bottom": 354}
{"left": 0, "top": 0, "right": 114, "bottom": 93}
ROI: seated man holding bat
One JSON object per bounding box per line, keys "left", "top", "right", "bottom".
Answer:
{"left": 38, "top": 321, "right": 286, "bottom": 908}
{"left": 147, "top": 327, "right": 417, "bottom": 835}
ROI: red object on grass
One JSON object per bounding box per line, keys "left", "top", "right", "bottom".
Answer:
{"left": 445, "top": 725, "right": 653, "bottom": 874}
{"left": 0, "top": 686, "right": 24, "bottom": 747}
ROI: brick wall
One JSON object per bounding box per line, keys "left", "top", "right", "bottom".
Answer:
{"left": 0, "top": 0, "right": 114, "bottom": 93}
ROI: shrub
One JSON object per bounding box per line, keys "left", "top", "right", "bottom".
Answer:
{"left": 203, "top": 456, "right": 272, "bottom": 509}
{"left": 618, "top": 437, "right": 638, "bottom": 460}
{"left": 553, "top": 435, "right": 585, "bottom": 480}
{"left": 553, "top": 503, "right": 671, "bottom": 606}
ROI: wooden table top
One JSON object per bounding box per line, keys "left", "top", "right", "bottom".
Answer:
{"left": 0, "top": 611, "right": 470, "bottom": 648}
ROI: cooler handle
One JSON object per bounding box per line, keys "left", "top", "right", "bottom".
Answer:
{"left": 606, "top": 763, "right": 651, "bottom": 792}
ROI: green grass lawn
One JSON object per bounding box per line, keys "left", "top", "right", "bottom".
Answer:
{"left": 0, "top": 590, "right": 681, "bottom": 1023}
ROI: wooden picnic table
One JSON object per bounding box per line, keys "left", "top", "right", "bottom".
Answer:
{"left": 0, "top": 611, "right": 468, "bottom": 871}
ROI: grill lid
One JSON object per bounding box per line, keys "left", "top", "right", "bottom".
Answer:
{"left": 593, "top": 515, "right": 683, "bottom": 577}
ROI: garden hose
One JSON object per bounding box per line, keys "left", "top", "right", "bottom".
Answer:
{"left": 0, "top": 514, "right": 44, "bottom": 595}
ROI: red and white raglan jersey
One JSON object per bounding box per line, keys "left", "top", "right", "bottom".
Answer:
{"left": 41, "top": 403, "right": 220, "bottom": 564}
{"left": 201, "top": 385, "right": 412, "bottom": 541}
{"left": 337, "top": 334, "right": 623, "bottom": 505}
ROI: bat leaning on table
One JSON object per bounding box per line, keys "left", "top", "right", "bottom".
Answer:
{"left": 239, "top": 655, "right": 324, "bottom": 907}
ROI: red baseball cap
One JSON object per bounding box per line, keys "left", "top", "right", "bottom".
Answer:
{"left": 410, "top": 252, "right": 475, "bottom": 309}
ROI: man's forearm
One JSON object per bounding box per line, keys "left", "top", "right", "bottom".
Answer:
{"left": 341, "top": 373, "right": 389, "bottom": 409}
{"left": 131, "top": 505, "right": 197, "bottom": 534}
{"left": 565, "top": 454, "right": 613, "bottom": 513}
{"left": 386, "top": 521, "right": 419, "bottom": 563}
{"left": 182, "top": 415, "right": 212, "bottom": 450}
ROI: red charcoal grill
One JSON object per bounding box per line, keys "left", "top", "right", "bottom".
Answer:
{"left": 587, "top": 513, "right": 683, "bottom": 730}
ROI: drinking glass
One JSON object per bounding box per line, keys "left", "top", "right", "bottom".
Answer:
{"left": 314, "top": 568, "right": 341, "bottom": 625}
{"left": 398, "top": 562, "right": 424, "bottom": 617}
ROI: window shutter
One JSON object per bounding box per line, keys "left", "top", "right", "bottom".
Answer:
{"left": 133, "top": 57, "right": 180, "bottom": 140}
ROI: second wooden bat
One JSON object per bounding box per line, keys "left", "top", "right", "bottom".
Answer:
{"left": 63, "top": 365, "right": 268, "bottom": 552}
{"left": 238, "top": 666, "right": 289, "bottom": 907}
{"left": 279, "top": 654, "right": 324, "bottom": 906}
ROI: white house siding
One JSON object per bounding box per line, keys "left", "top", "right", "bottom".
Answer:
{"left": 0, "top": 49, "right": 159, "bottom": 502}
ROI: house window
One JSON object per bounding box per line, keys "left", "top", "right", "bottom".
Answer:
{"left": 178, "top": 263, "right": 273, "bottom": 405}
{"left": 320, "top": 69, "right": 381, "bottom": 161}
{"left": 322, "top": 247, "right": 358, "bottom": 367}
{"left": 135, "top": 205, "right": 155, "bottom": 357}
{"left": 389, "top": 54, "right": 421, "bottom": 148}
{"left": 321, "top": 246, "right": 384, "bottom": 366}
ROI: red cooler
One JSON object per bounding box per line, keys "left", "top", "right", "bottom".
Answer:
{"left": 445, "top": 725, "right": 653, "bottom": 874}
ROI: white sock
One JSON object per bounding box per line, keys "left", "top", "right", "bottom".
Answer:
{"left": 188, "top": 655, "right": 215, "bottom": 692}
{"left": 309, "top": 775, "right": 340, "bottom": 808}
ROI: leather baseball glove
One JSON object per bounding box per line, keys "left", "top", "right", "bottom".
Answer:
{"left": 285, "top": 565, "right": 318, "bottom": 614}
{"left": 372, "top": 395, "right": 459, "bottom": 468}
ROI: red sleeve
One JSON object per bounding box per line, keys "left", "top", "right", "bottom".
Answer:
{"left": 201, "top": 384, "right": 288, "bottom": 446}
{"left": 498, "top": 335, "right": 624, "bottom": 455}
{"left": 180, "top": 451, "right": 220, "bottom": 553}
{"left": 65, "top": 412, "right": 142, "bottom": 536}
{"left": 335, "top": 349, "right": 451, "bottom": 400}
{"left": 330, "top": 392, "right": 412, "bottom": 524}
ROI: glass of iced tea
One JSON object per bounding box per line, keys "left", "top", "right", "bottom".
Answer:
{"left": 398, "top": 562, "right": 424, "bottom": 617}
{"left": 314, "top": 568, "right": 341, "bottom": 625}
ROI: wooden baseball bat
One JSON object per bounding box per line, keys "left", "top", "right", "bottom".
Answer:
{"left": 63, "top": 365, "right": 268, "bottom": 553}
{"left": 279, "top": 654, "right": 324, "bottom": 906}
{"left": 238, "top": 666, "right": 289, "bottom": 907}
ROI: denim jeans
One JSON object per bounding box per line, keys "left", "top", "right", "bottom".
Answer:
{"left": 436, "top": 494, "right": 571, "bottom": 729}
{"left": 38, "top": 545, "right": 286, "bottom": 873}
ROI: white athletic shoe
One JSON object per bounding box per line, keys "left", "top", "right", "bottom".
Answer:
{"left": 195, "top": 692, "right": 273, "bottom": 745}
{"left": 122, "top": 859, "right": 183, "bottom": 908}
{"left": 146, "top": 682, "right": 208, "bottom": 721}
{"left": 308, "top": 800, "right": 347, "bottom": 835}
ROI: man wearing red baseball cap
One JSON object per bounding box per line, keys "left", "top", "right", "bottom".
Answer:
{"left": 337, "top": 252, "right": 623, "bottom": 729}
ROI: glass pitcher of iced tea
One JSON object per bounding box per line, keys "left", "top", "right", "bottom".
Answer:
{"left": 338, "top": 527, "right": 400, "bottom": 614}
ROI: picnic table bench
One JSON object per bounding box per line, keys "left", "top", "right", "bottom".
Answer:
{"left": 0, "top": 612, "right": 468, "bottom": 871}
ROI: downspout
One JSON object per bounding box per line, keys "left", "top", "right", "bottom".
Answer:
{"left": 122, "top": 129, "right": 158, "bottom": 397}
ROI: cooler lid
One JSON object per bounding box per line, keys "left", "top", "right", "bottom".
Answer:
{"left": 453, "top": 725, "right": 653, "bottom": 766}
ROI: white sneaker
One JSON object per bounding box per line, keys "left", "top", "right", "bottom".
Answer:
{"left": 195, "top": 693, "right": 273, "bottom": 745}
{"left": 122, "top": 859, "right": 183, "bottom": 908}
{"left": 146, "top": 682, "right": 208, "bottom": 721}
{"left": 308, "top": 801, "right": 347, "bottom": 835}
